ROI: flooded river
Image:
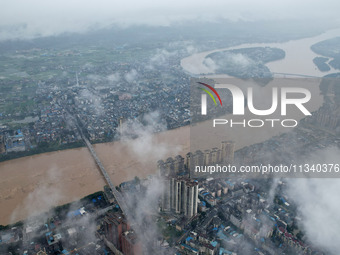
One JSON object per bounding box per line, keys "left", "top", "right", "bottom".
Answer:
{"left": 1, "top": 29, "right": 340, "bottom": 225}
{"left": 0, "top": 127, "right": 189, "bottom": 225}
{"left": 181, "top": 28, "right": 340, "bottom": 77}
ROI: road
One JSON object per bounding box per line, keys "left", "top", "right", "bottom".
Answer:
{"left": 82, "top": 136, "right": 129, "bottom": 215}
{"left": 68, "top": 110, "right": 129, "bottom": 216}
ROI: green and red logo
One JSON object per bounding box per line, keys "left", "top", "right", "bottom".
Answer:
{"left": 197, "top": 82, "right": 223, "bottom": 107}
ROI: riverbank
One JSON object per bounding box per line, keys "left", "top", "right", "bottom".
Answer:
{"left": 0, "top": 126, "right": 190, "bottom": 225}
{"left": 181, "top": 28, "right": 340, "bottom": 77}
{"left": 1, "top": 28, "right": 339, "bottom": 226}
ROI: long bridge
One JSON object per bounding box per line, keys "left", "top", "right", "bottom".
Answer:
{"left": 68, "top": 111, "right": 129, "bottom": 216}
{"left": 82, "top": 137, "right": 128, "bottom": 215}
{"left": 272, "top": 72, "right": 320, "bottom": 78}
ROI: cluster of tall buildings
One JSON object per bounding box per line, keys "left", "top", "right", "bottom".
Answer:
{"left": 100, "top": 140, "right": 236, "bottom": 253}
{"left": 157, "top": 141, "right": 235, "bottom": 176}
{"left": 157, "top": 154, "right": 197, "bottom": 219}
{"left": 157, "top": 141, "right": 235, "bottom": 219}
{"left": 161, "top": 177, "right": 199, "bottom": 218}
{"left": 186, "top": 141, "right": 235, "bottom": 171}
{"left": 157, "top": 155, "right": 185, "bottom": 177}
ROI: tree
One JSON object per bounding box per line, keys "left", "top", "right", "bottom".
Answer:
{"left": 134, "top": 176, "right": 140, "bottom": 184}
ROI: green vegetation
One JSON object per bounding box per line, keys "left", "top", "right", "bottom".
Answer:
{"left": 0, "top": 220, "right": 24, "bottom": 232}
{"left": 134, "top": 176, "right": 141, "bottom": 185}
{"left": 313, "top": 57, "right": 331, "bottom": 72}
{"left": 0, "top": 46, "right": 153, "bottom": 81}
{"left": 0, "top": 45, "right": 155, "bottom": 122}
{"left": 319, "top": 75, "right": 340, "bottom": 105}
{"left": 0, "top": 141, "right": 84, "bottom": 162}
{"left": 0, "top": 191, "right": 106, "bottom": 231}
{"left": 311, "top": 37, "right": 340, "bottom": 70}
{"left": 204, "top": 47, "right": 285, "bottom": 80}
{"left": 157, "top": 218, "right": 182, "bottom": 244}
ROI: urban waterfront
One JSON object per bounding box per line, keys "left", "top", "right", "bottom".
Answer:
{"left": 1, "top": 7, "right": 340, "bottom": 254}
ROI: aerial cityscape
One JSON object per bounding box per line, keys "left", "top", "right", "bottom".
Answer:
{"left": 0, "top": 1, "right": 340, "bottom": 255}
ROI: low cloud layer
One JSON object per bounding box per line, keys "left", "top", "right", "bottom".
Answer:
{"left": 287, "top": 178, "right": 340, "bottom": 254}
{"left": 120, "top": 111, "right": 181, "bottom": 164}
{"left": 286, "top": 147, "right": 340, "bottom": 255}
{"left": 124, "top": 176, "right": 165, "bottom": 253}
{"left": 79, "top": 88, "right": 104, "bottom": 116}
{"left": 10, "top": 166, "right": 64, "bottom": 224}
{"left": 124, "top": 69, "right": 138, "bottom": 84}
{"left": 1, "top": 0, "right": 340, "bottom": 41}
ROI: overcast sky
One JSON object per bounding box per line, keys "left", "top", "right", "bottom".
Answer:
{"left": 1, "top": 0, "right": 340, "bottom": 40}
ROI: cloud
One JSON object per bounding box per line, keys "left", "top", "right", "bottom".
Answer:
{"left": 203, "top": 57, "right": 218, "bottom": 72}
{"left": 10, "top": 166, "right": 64, "bottom": 224}
{"left": 204, "top": 53, "right": 252, "bottom": 74}
{"left": 120, "top": 111, "right": 181, "bottom": 164}
{"left": 149, "top": 49, "right": 176, "bottom": 69}
{"left": 1, "top": 0, "right": 340, "bottom": 41}
{"left": 118, "top": 111, "right": 182, "bottom": 252}
{"left": 286, "top": 147, "right": 340, "bottom": 255}
{"left": 203, "top": 53, "right": 252, "bottom": 74}
{"left": 116, "top": 111, "right": 182, "bottom": 252}
{"left": 231, "top": 54, "right": 251, "bottom": 68}
{"left": 124, "top": 69, "right": 138, "bottom": 84}
{"left": 106, "top": 72, "right": 121, "bottom": 84}
{"left": 287, "top": 178, "right": 340, "bottom": 254}
{"left": 87, "top": 72, "right": 121, "bottom": 85}
{"left": 79, "top": 88, "right": 104, "bottom": 116}
{"left": 87, "top": 74, "right": 102, "bottom": 83}
{"left": 124, "top": 176, "right": 165, "bottom": 253}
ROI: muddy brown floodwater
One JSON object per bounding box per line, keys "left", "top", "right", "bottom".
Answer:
{"left": 2, "top": 29, "right": 339, "bottom": 226}
{"left": 0, "top": 126, "right": 190, "bottom": 225}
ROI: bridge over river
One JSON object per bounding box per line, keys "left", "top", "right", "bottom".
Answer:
{"left": 82, "top": 136, "right": 129, "bottom": 215}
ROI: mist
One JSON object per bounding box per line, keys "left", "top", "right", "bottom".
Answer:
{"left": 118, "top": 111, "right": 182, "bottom": 252}
{"left": 1, "top": 0, "right": 340, "bottom": 41}
{"left": 123, "top": 176, "right": 165, "bottom": 253}
{"left": 285, "top": 147, "right": 340, "bottom": 254}
{"left": 120, "top": 111, "right": 181, "bottom": 165}
{"left": 287, "top": 178, "right": 340, "bottom": 254}
{"left": 9, "top": 166, "right": 65, "bottom": 224}
{"left": 79, "top": 88, "right": 104, "bottom": 116}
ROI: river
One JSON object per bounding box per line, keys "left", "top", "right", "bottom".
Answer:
{"left": 1, "top": 29, "right": 340, "bottom": 225}
{"left": 0, "top": 127, "right": 189, "bottom": 225}
{"left": 183, "top": 28, "right": 340, "bottom": 154}
{"left": 181, "top": 28, "right": 340, "bottom": 77}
